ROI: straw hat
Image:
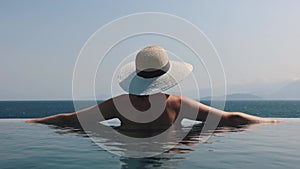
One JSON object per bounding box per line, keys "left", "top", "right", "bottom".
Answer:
{"left": 118, "top": 46, "right": 193, "bottom": 95}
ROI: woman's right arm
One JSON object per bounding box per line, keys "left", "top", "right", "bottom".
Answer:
{"left": 180, "top": 96, "right": 278, "bottom": 127}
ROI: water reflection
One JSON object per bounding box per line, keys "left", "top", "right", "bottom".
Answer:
{"left": 119, "top": 156, "right": 182, "bottom": 169}
{"left": 50, "top": 122, "right": 251, "bottom": 169}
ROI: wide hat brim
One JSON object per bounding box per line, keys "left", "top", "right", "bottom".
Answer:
{"left": 118, "top": 60, "right": 193, "bottom": 95}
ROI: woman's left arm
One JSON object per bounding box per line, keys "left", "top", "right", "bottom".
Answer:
{"left": 26, "top": 98, "right": 118, "bottom": 128}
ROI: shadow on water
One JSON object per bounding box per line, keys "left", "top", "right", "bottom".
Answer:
{"left": 48, "top": 122, "right": 251, "bottom": 169}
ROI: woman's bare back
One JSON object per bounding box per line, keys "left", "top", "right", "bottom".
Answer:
{"left": 26, "top": 93, "right": 278, "bottom": 129}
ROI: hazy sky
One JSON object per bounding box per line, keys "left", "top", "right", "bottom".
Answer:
{"left": 1, "top": 0, "right": 299, "bottom": 100}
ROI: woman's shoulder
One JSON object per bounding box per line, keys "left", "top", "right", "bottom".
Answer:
{"left": 166, "top": 94, "right": 197, "bottom": 107}
{"left": 167, "top": 94, "right": 195, "bottom": 102}
{"left": 106, "top": 93, "right": 197, "bottom": 105}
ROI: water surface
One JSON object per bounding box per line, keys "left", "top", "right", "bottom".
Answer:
{"left": 0, "top": 119, "right": 299, "bottom": 169}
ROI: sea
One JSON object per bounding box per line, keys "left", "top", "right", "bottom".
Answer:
{"left": 0, "top": 100, "right": 300, "bottom": 169}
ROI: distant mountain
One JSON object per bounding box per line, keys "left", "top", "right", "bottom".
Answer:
{"left": 267, "top": 80, "right": 300, "bottom": 100}
{"left": 202, "top": 93, "right": 262, "bottom": 100}
{"left": 226, "top": 93, "right": 263, "bottom": 100}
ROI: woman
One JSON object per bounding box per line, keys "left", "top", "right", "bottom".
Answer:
{"left": 26, "top": 46, "right": 277, "bottom": 129}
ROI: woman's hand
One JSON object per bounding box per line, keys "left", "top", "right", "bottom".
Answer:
{"left": 25, "top": 113, "right": 81, "bottom": 128}
{"left": 220, "top": 112, "right": 279, "bottom": 127}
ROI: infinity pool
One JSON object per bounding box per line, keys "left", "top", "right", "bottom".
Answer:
{"left": 0, "top": 119, "right": 299, "bottom": 169}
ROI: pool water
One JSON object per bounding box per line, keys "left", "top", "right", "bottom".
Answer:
{"left": 1, "top": 118, "right": 299, "bottom": 169}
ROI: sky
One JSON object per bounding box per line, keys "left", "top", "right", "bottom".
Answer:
{"left": 0, "top": 0, "right": 300, "bottom": 100}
